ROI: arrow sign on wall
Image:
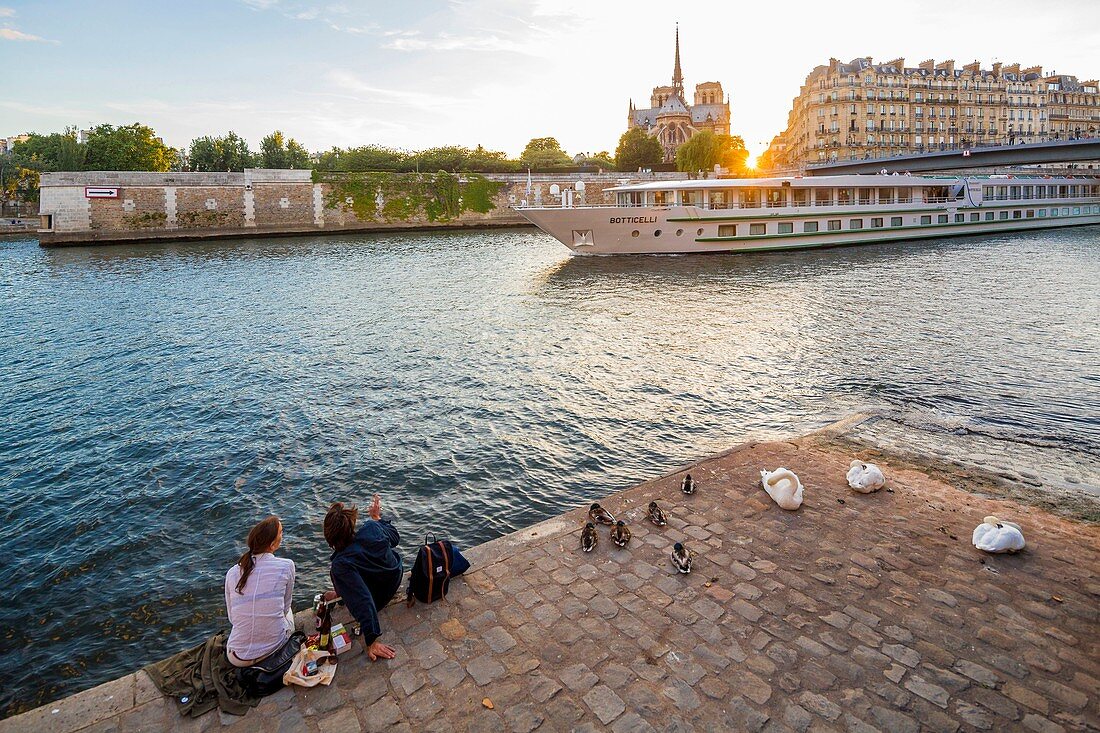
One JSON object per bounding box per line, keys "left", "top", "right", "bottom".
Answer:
{"left": 85, "top": 187, "right": 120, "bottom": 198}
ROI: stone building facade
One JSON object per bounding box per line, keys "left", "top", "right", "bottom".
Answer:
{"left": 764, "top": 57, "right": 1100, "bottom": 170}
{"left": 627, "top": 27, "right": 731, "bottom": 163}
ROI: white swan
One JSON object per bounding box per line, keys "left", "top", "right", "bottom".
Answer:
{"left": 972, "top": 516, "right": 1025, "bottom": 553}
{"left": 760, "top": 468, "right": 804, "bottom": 510}
{"left": 846, "top": 460, "right": 885, "bottom": 493}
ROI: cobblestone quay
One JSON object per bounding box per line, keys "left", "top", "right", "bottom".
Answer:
{"left": 4, "top": 418, "right": 1097, "bottom": 732}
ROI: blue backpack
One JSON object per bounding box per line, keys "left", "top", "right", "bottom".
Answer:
{"left": 405, "top": 535, "right": 470, "bottom": 605}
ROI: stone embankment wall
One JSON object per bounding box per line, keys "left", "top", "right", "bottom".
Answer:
{"left": 37, "top": 170, "right": 692, "bottom": 246}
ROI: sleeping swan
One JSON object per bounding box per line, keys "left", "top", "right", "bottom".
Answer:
{"left": 972, "top": 516, "right": 1025, "bottom": 553}
{"left": 846, "top": 460, "right": 886, "bottom": 493}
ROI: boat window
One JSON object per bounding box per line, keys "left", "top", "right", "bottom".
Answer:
{"left": 924, "top": 186, "right": 951, "bottom": 203}
{"left": 1070, "top": 185, "right": 1079, "bottom": 197}
{"left": 740, "top": 189, "right": 761, "bottom": 208}
{"left": 1059, "top": 186, "right": 1067, "bottom": 198}
{"left": 709, "top": 190, "right": 729, "bottom": 209}
{"left": 878, "top": 188, "right": 894, "bottom": 204}
{"left": 827, "top": 219, "right": 841, "bottom": 231}
{"left": 792, "top": 189, "right": 809, "bottom": 207}
{"left": 1009, "top": 186, "right": 1020, "bottom": 200}
{"left": 749, "top": 223, "right": 766, "bottom": 235}
{"left": 898, "top": 188, "right": 912, "bottom": 204}
{"left": 1022, "top": 186, "right": 1033, "bottom": 199}
{"left": 985, "top": 212, "right": 995, "bottom": 221}
{"left": 718, "top": 224, "right": 737, "bottom": 237}
{"left": 1038, "top": 209, "right": 1046, "bottom": 217}
{"left": 654, "top": 229, "right": 662, "bottom": 236}
{"left": 837, "top": 188, "right": 854, "bottom": 205}
{"left": 970, "top": 212, "right": 980, "bottom": 222}
{"left": 676, "top": 228, "right": 684, "bottom": 235}
{"left": 766, "top": 189, "right": 785, "bottom": 208}
{"left": 778, "top": 222, "right": 793, "bottom": 234}
{"left": 1025, "top": 210, "right": 1034, "bottom": 218}
{"left": 955, "top": 213, "right": 965, "bottom": 223}
{"left": 815, "top": 189, "right": 832, "bottom": 206}
{"left": 1036, "top": 187, "right": 1046, "bottom": 200}
{"left": 938, "top": 214, "right": 949, "bottom": 223}
{"left": 983, "top": 185, "right": 994, "bottom": 199}
{"left": 999, "top": 211, "right": 1009, "bottom": 219}
{"left": 858, "top": 188, "right": 872, "bottom": 205}
{"left": 871, "top": 217, "right": 884, "bottom": 228}
{"left": 1012, "top": 211, "right": 1022, "bottom": 219}
{"left": 849, "top": 218, "right": 863, "bottom": 229}
{"left": 631, "top": 230, "right": 640, "bottom": 237}
{"left": 653, "top": 191, "right": 673, "bottom": 206}
{"left": 1072, "top": 207, "right": 1080, "bottom": 215}
{"left": 804, "top": 221, "right": 819, "bottom": 232}
{"left": 1062, "top": 207, "right": 1070, "bottom": 215}
{"left": 618, "top": 191, "right": 645, "bottom": 206}
{"left": 681, "top": 190, "right": 701, "bottom": 206}
{"left": 890, "top": 216, "right": 902, "bottom": 226}
{"left": 920, "top": 215, "right": 932, "bottom": 224}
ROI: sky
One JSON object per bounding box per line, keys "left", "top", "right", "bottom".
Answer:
{"left": 2, "top": 0, "right": 1099, "bottom": 161}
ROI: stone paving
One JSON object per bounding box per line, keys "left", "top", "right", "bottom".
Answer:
{"left": 4, "top": 419, "right": 1098, "bottom": 733}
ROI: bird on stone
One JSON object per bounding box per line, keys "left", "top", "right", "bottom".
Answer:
{"left": 647, "top": 501, "right": 668, "bottom": 526}
{"left": 681, "top": 474, "right": 695, "bottom": 495}
{"left": 610, "top": 520, "right": 632, "bottom": 547}
{"left": 671, "top": 542, "right": 694, "bottom": 573}
{"left": 588, "top": 502, "right": 615, "bottom": 525}
{"left": 581, "top": 521, "right": 598, "bottom": 552}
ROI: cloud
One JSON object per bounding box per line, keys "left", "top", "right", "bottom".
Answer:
{"left": 0, "top": 27, "right": 54, "bottom": 42}
{"left": 0, "top": 7, "right": 15, "bottom": 18}
{"left": 381, "top": 31, "right": 540, "bottom": 55}
{"left": 325, "top": 70, "right": 465, "bottom": 109}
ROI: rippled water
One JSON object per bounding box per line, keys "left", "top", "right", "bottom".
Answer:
{"left": 1, "top": 225, "right": 1098, "bottom": 716}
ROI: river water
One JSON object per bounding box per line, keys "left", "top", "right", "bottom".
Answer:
{"left": 1, "top": 226, "right": 1098, "bottom": 716}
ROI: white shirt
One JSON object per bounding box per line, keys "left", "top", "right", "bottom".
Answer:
{"left": 224, "top": 553, "right": 295, "bottom": 660}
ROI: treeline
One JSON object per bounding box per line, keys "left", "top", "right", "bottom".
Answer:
{"left": 4, "top": 123, "right": 752, "bottom": 204}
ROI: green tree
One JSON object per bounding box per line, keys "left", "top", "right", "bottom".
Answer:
{"left": 258, "top": 130, "right": 311, "bottom": 169}
{"left": 188, "top": 132, "right": 253, "bottom": 172}
{"left": 675, "top": 131, "right": 749, "bottom": 174}
{"left": 615, "top": 128, "right": 663, "bottom": 172}
{"left": 520, "top": 137, "right": 570, "bottom": 168}
{"left": 10, "top": 128, "right": 86, "bottom": 171}
{"left": 83, "top": 123, "right": 177, "bottom": 171}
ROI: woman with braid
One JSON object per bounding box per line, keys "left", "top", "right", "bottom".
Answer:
{"left": 324, "top": 494, "right": 402, "bottom": 661}
{"left": 223, "top": 516, "right": 296, "bottom": 667}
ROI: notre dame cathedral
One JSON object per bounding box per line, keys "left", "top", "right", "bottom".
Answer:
{"left": 627, "top": 27, "right": 732, "bottom": 163}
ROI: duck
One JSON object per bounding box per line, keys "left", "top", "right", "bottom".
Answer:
{"left": 972, "top": 516, "right": 1025, "bottom": 553}
{"left": 610, "top": 520, "right": 632, "bottom": 548}
{"left": 588, "top": 502, "right": 615, "bottom": 526}
{"left": 581, "top": 521, "right": 598, "bottom": 552}
{"left": 760, "top": 468, "right": 804, "bottom": 510}
{"left": 647, "top": 501, "right": 668, "bottom": 526}
{"left": 681, "top": 474, "right": 696, "bottom": 495}
{"left": 671, "top": 542, "right": 694, "bottom": 573}
{"left": 846, "top": 460, "right": 886, "bottom": 493}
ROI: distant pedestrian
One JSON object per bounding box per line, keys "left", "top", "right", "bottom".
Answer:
{"left": 324, "top": 494, "right": 402, "bottom": 661}
{"left": 224, "top": 516, "right": 296, "bottom": 668}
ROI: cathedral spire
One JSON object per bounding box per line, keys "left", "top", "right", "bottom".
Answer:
{"left": 672, "top": 24, "right": 684, "bottom": 96}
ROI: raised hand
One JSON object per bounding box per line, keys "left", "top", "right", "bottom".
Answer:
{"left": 369, "top": 493, "right": 382, "bottom": 521}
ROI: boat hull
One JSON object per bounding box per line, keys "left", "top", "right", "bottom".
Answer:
{"left": 517, "top": 204, "right": 1100, "bottom": 255}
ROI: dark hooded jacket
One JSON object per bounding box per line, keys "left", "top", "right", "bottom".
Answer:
{"left": 329, "top": 518, "right": 402, "bottom": 644}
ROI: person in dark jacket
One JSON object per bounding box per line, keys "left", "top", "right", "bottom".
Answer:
{"left": 324, "top": 495, "right": 401, "bottom": 661}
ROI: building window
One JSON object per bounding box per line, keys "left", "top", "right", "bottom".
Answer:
{"left": 749, "top": 223, "right": 766, "bottom": 235}
{"left": 920, "top": 215, "right": 932, "bottom": 224}
{"left": 778, "top": 222, "right": 794, "bottom": 234}
{"left": 849, "top": 219, "right": 863, "bottom": 230}
{"left": 871, "top": 217, "right": 883, "bottom": 228}
{"left": 827, "top": 219, "right": 841, "bottom": 231}
{"left": 890, "top": 216, "right": 902, "bottom": 227}
{"left": 804, "top": 221, "right": 819, "bottom": 233}
{"left": 718, "top": 224, "right": 737, "bottom": 237}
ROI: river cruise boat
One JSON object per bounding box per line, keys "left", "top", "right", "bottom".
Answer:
{"left": 516, "top": 174, "right": 1100, "bottom": 255}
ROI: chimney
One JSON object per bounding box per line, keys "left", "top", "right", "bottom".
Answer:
{"left": 935, "top": 59, "right": 955, "bottom": 73}
{"left": 919, "top": 59, "right": 935, "bottom": 71}
{"left": 992, "top": 62, "right": 1003, "bottom": 76}
{"left": 829, "top": 57, "right": 839, "bottom": 72}
{"left": 963, "top": 60, "right": 981, "bottom": 74}
{"left": 1004, "top": 63, "right": 1021, "bottom": 75}
{"left": 1022, "top": 65, "right": 1043, "bottom": 76}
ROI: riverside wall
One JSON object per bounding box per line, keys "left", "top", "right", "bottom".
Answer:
{"left": 36, "top": 170, "right": 693, "bottom": 246}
